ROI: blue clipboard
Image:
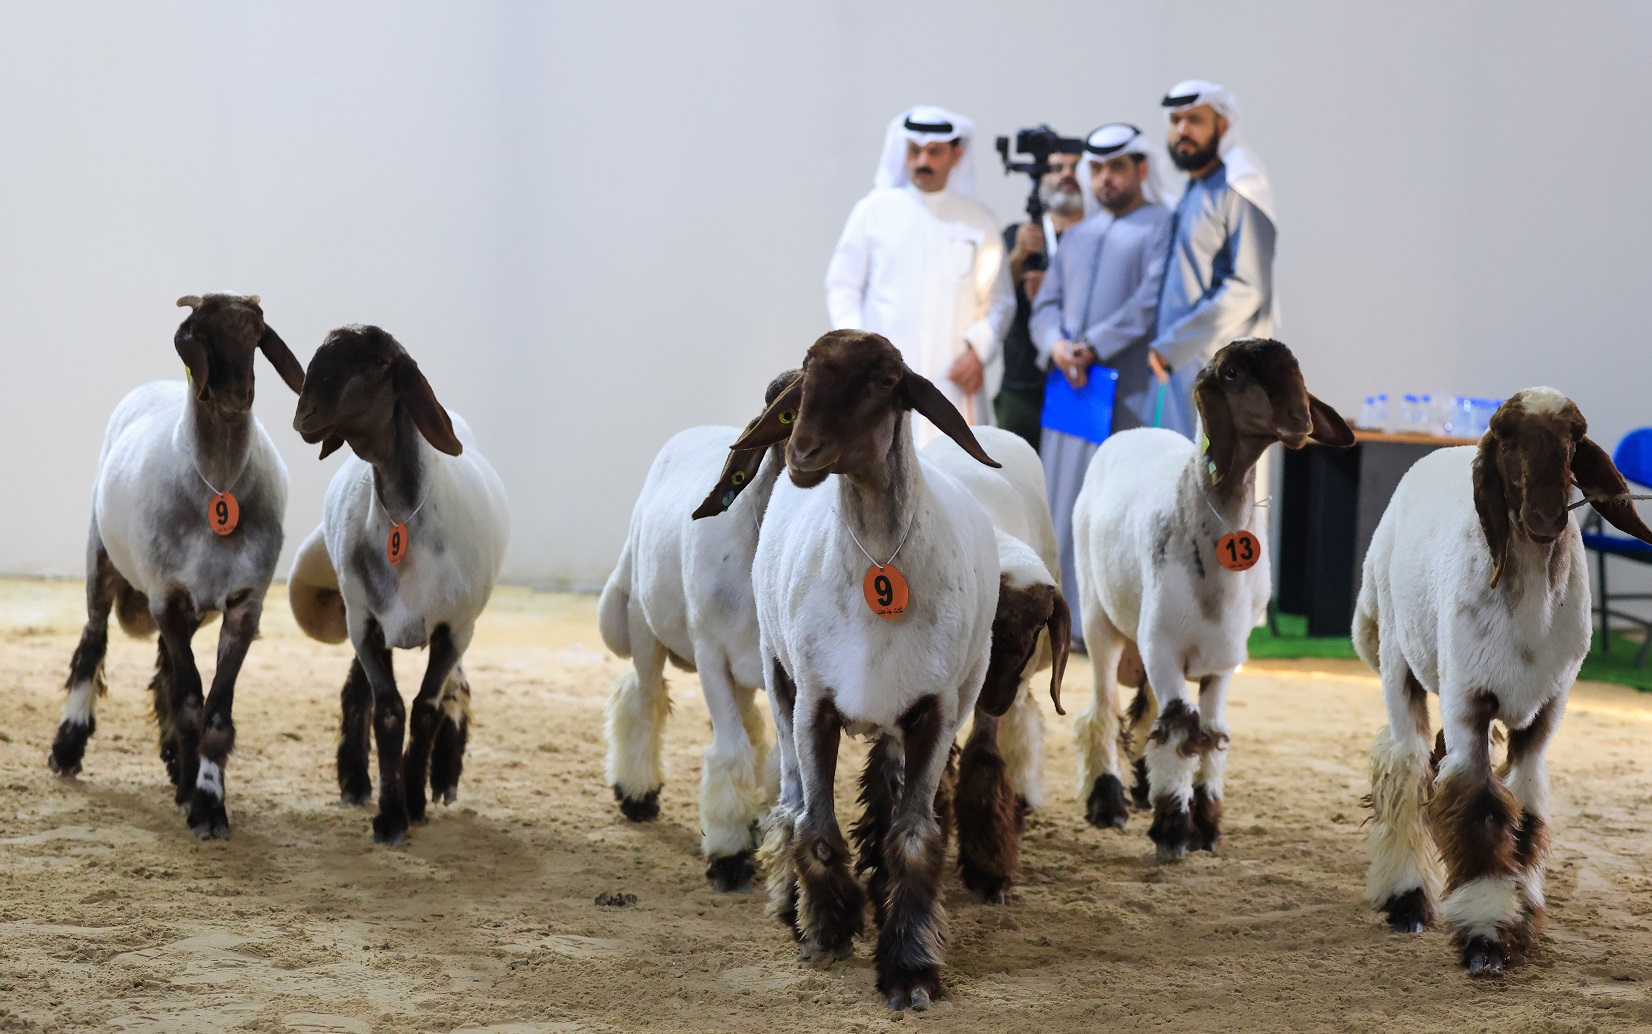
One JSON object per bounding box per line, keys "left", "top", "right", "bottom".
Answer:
{"left": 1040, "top": 365, "right": 1119, "bottom": 445}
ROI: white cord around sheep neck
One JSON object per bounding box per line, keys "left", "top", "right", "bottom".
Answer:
{"left": 367, "top": 470, "right": 432, "bottom": 528}
{"left": 1569, "top": 493, "right": 1652, "bottom": 511}
{"left": 843, "top": 506, "right": 915, "bottom": 571}
{"left": 1200, "top": 487, "right": 1269, "bottom": 535}
{"left": 187, "top": 445, "right": 251, "bottom": 499}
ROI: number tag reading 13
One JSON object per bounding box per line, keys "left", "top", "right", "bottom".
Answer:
{"left": 208, "top": 492, "right": 239, "bottom": 536}
{"left": 862, "top": 564, "right": 909, "bottom": 619}
{"left": 1216, "top": 530, "right": 1261, "bottom": 572}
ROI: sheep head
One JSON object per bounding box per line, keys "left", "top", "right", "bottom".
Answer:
{"left": 173, "top": 293, "right": 304, "bottom": 412}
{"left": 1474, "top": 388, "right": 1652, "bottom": 587}
{"left": 1193, "top": 337, "right": 1353, "bottom": 489}
{"left": 292, "top": 325, "right": 461, "bottom": 461}
{"left": 724, "top": 330, "right": 998, "bottom": 492}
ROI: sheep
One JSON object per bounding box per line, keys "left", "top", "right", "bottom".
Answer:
{"left": 596, "top": 370, "right": 799, "bottom": 892}
{"left": 48, "top": 293, "right": 306, "bottom": 840}
{"left": 1070, "top": 338, "right": 1353, "bottom": 860}
{"left": 1357, "top": 388, "right": 1652, "bottom": 975}
{"left": 287, "top": 325, "right": 509, "bottom": 846}
{"left": 920, "top": 425, "right": 1070, "bottom": 901}
{"left": 726, "top": 329, "right": 1054, "bottom": 1011}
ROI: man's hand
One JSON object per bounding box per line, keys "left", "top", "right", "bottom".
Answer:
{"left": 1148, "top": 349, "right": 1171, "bottom": 385}
{"left": 1021, "top": 269, "right": 1046, "bottom": 301}
{"left": 1052, "top": 340, "right": 1090, "bottom": 389}
{"left": 948, "top": 346, "right": 984, "bottom": 396}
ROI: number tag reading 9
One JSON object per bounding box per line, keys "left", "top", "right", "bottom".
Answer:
{"left": 386, "top": 522, "right": 410, "bottom": 566}
{"left": 208, "top": 492, "right": 239, "bottom": 536}
{"left": 1216, "top": 530, "right": 1261, "bottom": 572}
{"left": 862, "top": 564, "right": 909, "bottom": 619}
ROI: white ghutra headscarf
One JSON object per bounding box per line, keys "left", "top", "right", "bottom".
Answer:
{"left": 872, "top": 105, "right": 977, "bottom": 196}
{"left": 1077, "top": 122, "right": 1175, "bottom": 217}
{"left": 1160, "top": 79, "right": 1275, "bottom": 224}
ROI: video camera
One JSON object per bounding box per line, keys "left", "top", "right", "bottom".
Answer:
{"left": 995, "top": 125, "right": 1084, "bottom": 270}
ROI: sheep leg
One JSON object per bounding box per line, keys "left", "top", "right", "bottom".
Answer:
{"left": 698, "top": 654, "right": 763, "bottom": 891}
{"left": 760, "top": 659, "right": 804, "bottom": 936}
{"left": 149, "top": 638, "right": 180, "bottom": 786}
{"left": 1074, "top": 609, "right": 1130, "bottom": 829}
{"left": 1140, "top": 644, "right": 1202, "bottom": 863}
{"left": 603, "top": 616, "right": 670, "bottom": 822}
{"left": 875, "top": 695, "right": 951, "bottom": 1012}
{"left": 1190, "top": 670, "right": 1233, "bottom": 852}
{"left": 152, "top": 591, "right": 206, "bottom": 821}
{"left": 353, "top": 619, "right": 409, "bottom": 846}
{"left": 50, "top": 531, "right": 120, "bottom": 776}
{"left": 1124, "top": 672, "right": 1158, "bottom": 810}
{"left": 997, "top": 676, "right": 1044, "bottom": 825}
{"left": 337, "top": 658, "right": 373, "bottom": 805}
{"left": 402, "top": 624, "right": 462, "bottom": 826}
{"left": 850, "top": 734, "right": 902, "bottom": 927}
{"left": 1365, "top": 664, "right": 1440, "bottom": 934}
{"left": 1499, "top": 695, "right": 1561, "bottom": 958}
{"left": 428, "top": 665, "right": 471, "bottom": 806}
{"left": 791, "top": 696, "right": 864, "bottom": 963}
{"left": 1431, "top": 690, "right": 1522, "bottom": 975}
{"left": 954, "top": 711, "right": 1018, "bottom": 903}
{"left": 186, "top": 589, "right": 261, "bottom": 840}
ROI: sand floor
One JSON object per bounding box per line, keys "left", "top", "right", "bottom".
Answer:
{"left": 2, "top": 577, "right": 1651, "bottom": 1033}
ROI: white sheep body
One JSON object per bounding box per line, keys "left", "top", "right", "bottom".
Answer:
{"left": 755, "top": 459, "right": 997, "bottom": 734}
{"left": 94, "top": 380, "right": 288, "bottom": 611}
{"left": 1355, "top": 445, "right": 1589, "bottom": 727}
{"left": 311, "top": 412, "right": 508, "bottom": 651}
{"left": 1074, "top": 427, "right": 1268, "bottom": 682}
{"left": 597, "top": 423, "right": 779, "bottom": 880}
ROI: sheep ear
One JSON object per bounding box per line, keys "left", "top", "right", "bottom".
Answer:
{"left": 693, "top": 424, "right": 768, "bottom": 521}
{"left": 1307, "top": 393, "right": 1355, "bottom": 447}
{"left": 318, "top": 436, "right": 346, "bottom": 460}
{"left": 1044, "top": 590, "right": 1071, "bottom": 716}
{"left": 1195, "top": 368, "right": 1238, "bottom": 486}
{"left": 175, "top": 325, "right": 210, "bottom": 400}
{"left": 1473, "top": 435, "right": 1511, "bottom": 588}
{"left": 899, "top": 366, "right": 1000, "bottom": 468}
{"left": 1575, "top": 436, "right": 1652, "bottom": 544}
{"left": 729, "top": 375, "right": 805, "bottom": 451}
{"left": 393, "top": 359, "right": 462, "bottom": 456}
{"left": 259, "top": 324, "right": 306, "bottom": 395}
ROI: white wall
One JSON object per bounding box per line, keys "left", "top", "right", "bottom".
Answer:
{"left": 2, "top": 1, "right": 1649, "bottom": 589}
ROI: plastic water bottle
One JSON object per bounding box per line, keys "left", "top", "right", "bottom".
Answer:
{"left": 1374, "top": 393, "right": 1392, "bottom": 432}
{"left": 1419, "top": 394, "right": 1435, "bottom": 435}
{"left": 1358, "top": 396, "right": 1376, "bottom": 428}
{"left": 1401, "top": 394, "right": 1420, "bottom": 433}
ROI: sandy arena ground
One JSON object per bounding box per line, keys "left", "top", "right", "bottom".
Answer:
{"left": 2, "top": 578, "right": 1652, "bottom": 1033}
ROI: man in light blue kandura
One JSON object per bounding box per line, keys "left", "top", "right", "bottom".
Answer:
{"left": 1147, "top": 79, "right": 1278, "bottom": 439}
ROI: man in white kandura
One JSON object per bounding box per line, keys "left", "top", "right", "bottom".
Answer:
{"left": 825, "top": 105, "right": 1015, "bottom": 444}
{"left": 1148, "top": 80, "right": 1278, "bottom": 439}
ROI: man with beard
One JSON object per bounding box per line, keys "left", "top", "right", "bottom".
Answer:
{"left": 1029, "top": 123, "right": 1174, "bottom": 647}
{"left": 826, "top": 105, "right": 1015, "bottom": 444}
{"left": 1146, "top": 80, "right": 1278, "bottom": 438}
{"left": 992, "top": 137, "right": 1085, "bottom": 450}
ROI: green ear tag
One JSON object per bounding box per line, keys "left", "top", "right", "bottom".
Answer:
{"left": 721, "top": 491, "right": 735, "bottom": 509}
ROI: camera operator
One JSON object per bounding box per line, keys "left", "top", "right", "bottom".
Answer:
{"left": 996, "top": 137, "right": 1085, "bottom": 451}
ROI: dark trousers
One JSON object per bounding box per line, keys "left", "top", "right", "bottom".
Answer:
{"left": 994, "top": 386, "right": 1043, "bottom": 454}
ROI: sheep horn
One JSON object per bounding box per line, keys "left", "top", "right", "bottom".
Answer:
{"left": 176, "top": 295, "right": 203, "bottom": 309}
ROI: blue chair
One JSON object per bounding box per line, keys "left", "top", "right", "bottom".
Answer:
{"left": 1583, "top": 427, "right": 1652, "bottom": 666}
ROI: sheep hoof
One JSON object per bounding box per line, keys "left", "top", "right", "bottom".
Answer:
{"left": 339, "top": 789, "right": 373, "bottom": 807}
{"left": 881, "top": 967, "right": 942, "bottom": 1012}
{"left": 1155, "top": 843, "right": 1187, "bottom": 863}
{"left": 705, "top": 851, "right": 756, "bottom": 892}
{"left": 1381, "top": 889, "right": 1431, "bottom": 934}
{"left": 1084, "top": 774, "right": 1130, "bottom": 830}
{"left": 187, "top": 794, "right": 230, "bottom": 841}
{"left": 614, "top": 786, "right": 660, "bottom": 822}
{"left": 1462, "top": 936, "right": 1506, "bottom": 977}
{"left": 798, "top": 939, "right": 852, "bottom": 965}
{"left": 49, "top": 720, "right": 93, "bottom": 776}
{"left": 1129, "top": 758, "right": 1151, "bottom": 810}
{"left": 372, "top": 813, "right": 409, "bottom": 847}
{"left": 435, "top": 787, "right": 458, "bottom": 805}
{"left": 958, "top": 860, "right": 1011, "bottom": 904}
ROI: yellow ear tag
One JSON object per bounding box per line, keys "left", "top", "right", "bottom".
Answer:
{"left": 731, "top": 471, "right": 746, "bottom": 486}
{"left": 778, "top": 410, "right": 796, "bottom": 425}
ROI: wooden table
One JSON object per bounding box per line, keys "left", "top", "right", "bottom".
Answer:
{"left": 1276, "top": 429, "right": 1480, "bottom": 637}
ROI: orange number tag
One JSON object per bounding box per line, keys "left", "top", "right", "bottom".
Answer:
{"left": 1216, "top": 530, "right": 1260, "bottom": 572}
{"left": 387, "top": 522, "right": 409, "bottom": 566}
{"left": 862, "top": 564, "right": 909, "bottom": 619}
{"left": 208, "top": 492, "right": 239, "bottom": 536}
